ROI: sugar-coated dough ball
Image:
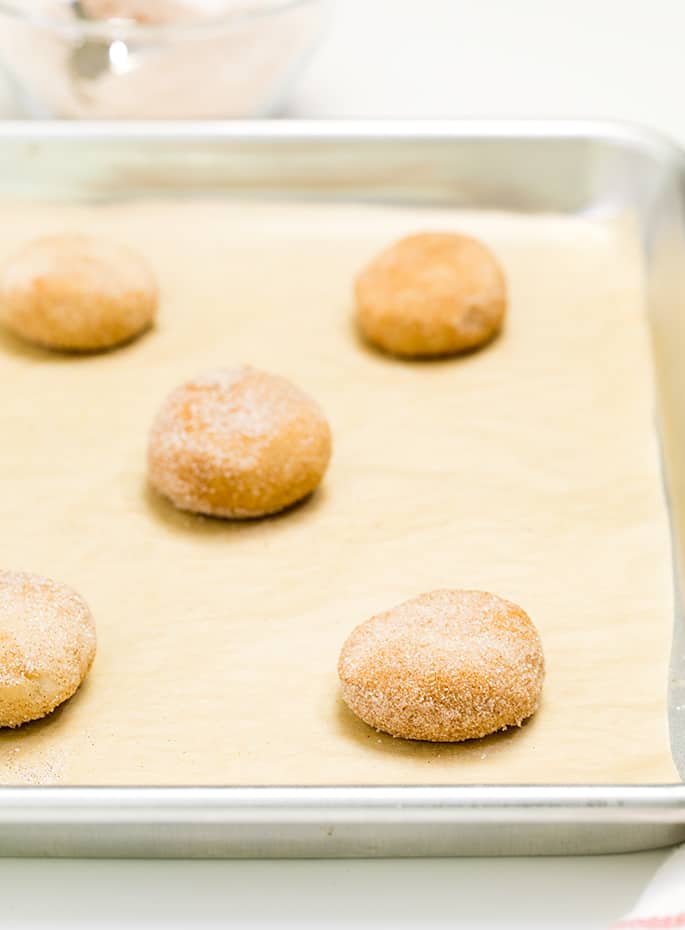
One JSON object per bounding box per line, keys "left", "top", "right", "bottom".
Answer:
{"left": 0, "top": 234, "right": 158, "bottom": 351}
{"left": 355, "top": 232, "right": 507, "bottom": 357}
{"left": 338, "top": 589, "right": 544, "bottom": 742}
{"left": 0, "top": 570, "right": 96, "bottom": 729}
{"left": 148, "top": 366, "right": 332, "bottom": 519}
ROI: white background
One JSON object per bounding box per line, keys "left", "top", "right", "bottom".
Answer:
{"left": 1, "top": 1, "right": 683, "bottom": 927}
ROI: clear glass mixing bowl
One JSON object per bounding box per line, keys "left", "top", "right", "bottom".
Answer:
{"left": 0, "top": 0, "right": 326, "bottom": 118}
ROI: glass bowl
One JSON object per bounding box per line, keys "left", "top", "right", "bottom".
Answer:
{"left": 0, "top": 0, "right": 326, "bottom": 118}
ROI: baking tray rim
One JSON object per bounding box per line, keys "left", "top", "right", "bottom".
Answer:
{"left": 0, "top": 114, "right": 678, "bottom": 152}
{"left": 0, "top": 117, "right": 683, "bottom": 836}
{"left": 1, "top": 785, "right": 684, "bottom": 824}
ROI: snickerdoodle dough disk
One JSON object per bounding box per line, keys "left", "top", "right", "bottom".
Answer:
{"left": 0, "top": 234, "right": 158, "bottom": 351}
{"left": 355, "top": 232, "right": 507, "bottom": 357}
{"left": 338, "top": 589, "right": 544, "bottom": 742}
{"left": 148, "top": 366, "right": 333, "bottom": 519}
{"left": 0, "top": 570, "right": 96, "bottom": 728}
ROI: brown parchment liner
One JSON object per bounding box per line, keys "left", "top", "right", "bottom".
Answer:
{"left": 0, "top": 200, "right": 675, "bottom": 785}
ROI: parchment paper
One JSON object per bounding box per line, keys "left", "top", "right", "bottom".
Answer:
{"left": 0, "top": 199, "right": 676, "bottom": 785}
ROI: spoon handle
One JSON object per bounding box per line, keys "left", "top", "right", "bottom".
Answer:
{"left": 71, "top": 1, "right": 90, "bottom": 19}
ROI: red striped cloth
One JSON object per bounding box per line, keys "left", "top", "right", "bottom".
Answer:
{"left": 610, "top": 847, "right": 685, "bottom": 929}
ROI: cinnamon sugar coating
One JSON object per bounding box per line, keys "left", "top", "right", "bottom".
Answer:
{"left": 0, "top": 570, "right": 96, "bottom": 728}
{"left": 148, "top": 366, "right": 332, "bottom": 519}
{"left": 338, "top": 589, "right": 544, "bottom": 742}
{"left": 355, "top": 232, "right": 507, "bottom": 357}
{"left": 0, "top": 234, "right": 157, "bottom": 351}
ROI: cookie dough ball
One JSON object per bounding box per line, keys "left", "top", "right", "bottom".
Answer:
{"left": 0, "top": 234, "right": 158, "bottom": 351}
{"left": 148, "top": 366, "right": 332, "bottom": 519}
{"left": 0, "top": 570, "right": 96, "bottom": 728}
{"left": 338, "top": 589, "right": 544, "bottom": 742}
{"left": 355, "top": 232, "right": 507, "bottom": 357}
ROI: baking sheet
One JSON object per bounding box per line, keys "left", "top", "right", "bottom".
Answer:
{"left": 0, "top": 199, "right": 676, "bottom": 785}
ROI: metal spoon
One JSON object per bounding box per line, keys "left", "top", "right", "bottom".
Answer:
{"left": 69, "top": 0, "right": 118, "bottom": 82}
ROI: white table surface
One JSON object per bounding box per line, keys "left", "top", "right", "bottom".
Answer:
{"left": 1, "top": 2, "right": 683, "bottom": 927}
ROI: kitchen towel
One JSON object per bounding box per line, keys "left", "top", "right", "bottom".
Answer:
{"left": 611, "top": 845, "right": 685, "bottom": 928}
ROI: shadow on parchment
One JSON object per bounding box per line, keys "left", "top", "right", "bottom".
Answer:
{"left": 0, "top": 322, "right": 155, "bottom": 364}
{"left": 333, "top": 693, "right": 541, "bottom": 769}
{"left": 143, "top": 480, "right": 331, "bottom": 540}
{"left": 0, "top": 676, "right": 95, "bottom": 785}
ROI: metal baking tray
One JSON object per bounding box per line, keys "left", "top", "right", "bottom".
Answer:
{"left": 0, "top": 120, "right": 684, "bottom": 857}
